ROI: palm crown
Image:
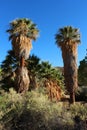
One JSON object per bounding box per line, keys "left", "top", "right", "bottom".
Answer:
{"left": 7, "top": 18, "right": 39, "bottom": 40}
{"left": 7, "top": 18, "right": 39, "bottom": 59}
{"left": 55, "top": 26, "right": 81, "bottom": 103}
{"left": 55, "top": 26, "right": 81, "bottom": 48}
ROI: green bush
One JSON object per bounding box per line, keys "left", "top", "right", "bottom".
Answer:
{"left": 75, "top": 86, "right": 87, "bottom": 101}
{"left": 0, "top": 88, "right": 87, "bottom": 130}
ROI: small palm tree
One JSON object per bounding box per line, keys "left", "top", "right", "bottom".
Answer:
{"left": 1, "top": 50, "right": 18, "bottom": 91}
{"left": 1, "top": 50, "right": 17, "bottom": 75}
{"left": 7, "top": 18, "right": 39, "bottom": 93}
{"left": 39, "top": 61, "right": 64, "bottom": 101}
{"left": 55, "top": 26, "right": 81, "bottom": 104}
{"left": 27, "top": 54, "right": 41, "bottom": 89}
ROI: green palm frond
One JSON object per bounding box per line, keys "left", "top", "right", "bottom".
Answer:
{"left": 1, "top": 50, "right": 18, "bottom": 74}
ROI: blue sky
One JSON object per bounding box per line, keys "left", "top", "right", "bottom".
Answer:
{"left": 0, "top": 0, "right": 87, "bottom": 67}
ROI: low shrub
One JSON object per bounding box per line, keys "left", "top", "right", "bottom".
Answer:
{"left": 0, "top": 88, "right": 87, "bottom": 130}
{"left": 75, "top": 86, "right": 87, "bottom": 101}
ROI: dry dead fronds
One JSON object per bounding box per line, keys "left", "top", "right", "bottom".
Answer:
{"left": 12, "top": 35, "right": 32, "bottom": 59}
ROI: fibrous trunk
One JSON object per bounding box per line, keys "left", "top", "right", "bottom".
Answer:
{"left": 20, "top": 57, "right": 25, "bottom": 67}
{"left": 62, "top": 44, "right": 78, "bottom": 104}
{"left": 12, "top": 35, "right": 32, "bottom": 93}
{"left": 12, "top": 35, "right": 32, "bottom": 59}
{"left": 15, "top": 67, "right": 30, "bottom": 93}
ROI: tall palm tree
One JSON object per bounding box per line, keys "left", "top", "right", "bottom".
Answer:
{"left": 55, "top": 26, "right": 81, "bottom": 104}
{"left": 7, "top": 18, "right": 39, "bottom": 93}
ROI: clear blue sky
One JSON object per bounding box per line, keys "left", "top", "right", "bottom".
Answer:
{"left": 0, "top": 0, "right": 87, "bottom": 67}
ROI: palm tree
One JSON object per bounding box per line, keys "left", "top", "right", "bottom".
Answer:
{"left": 55, "top": 26, "right": 81, "bottom": 104}
{"left": 78, "top": 49, "right": 87, "bottom": 86}
{"left": 0, "top": 50, "right": 18, "bottom": 91}
{"left": 7, "top": 18, "right": 39, "bottom": 93}
{"left": 27, "top": 54, "right": 41, "bottom": 89}
{"left": 40, "top": 62, "right": 64, "bottom": 101}
{"left": 1, "top": 50, "right": 40, "bottom": 91}
{"left": 1, "top": 50, "right": 18, "bottom": 76}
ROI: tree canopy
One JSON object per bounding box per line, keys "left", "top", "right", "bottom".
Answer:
{"left": 78, "top": 49, "right": 87, "bottom": 86}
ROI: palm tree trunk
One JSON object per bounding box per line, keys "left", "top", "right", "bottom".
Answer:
{"left": 62, "top": 45, "right": 78, "bottom": 104}
{"left": 14, "top": 56, "right": 30, "bottom": 93}
{"left": 70, "top": 91, "right": 75, "bottom": 104}
{"left": 20, "top": 57, "right": 25, "bottom": 67}
{"left": 15, "top": 67, "right": 30, "bottom": 93}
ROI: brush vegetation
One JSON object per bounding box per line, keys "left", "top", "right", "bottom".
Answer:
{"left": 0, "top": 88, "right": 87, "bottom": 130}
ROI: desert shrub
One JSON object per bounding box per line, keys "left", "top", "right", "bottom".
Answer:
{"left": 0, "top": 88, "right": 87, "bottom": 130}
{"left": 70, "top": 103, "right": 87, "bottom": 130}
{"left": 75, "top": 86, "right": 87, "bottom": 101}
{"left": 70, "top": 103, "right": 87, "bottom": 120}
